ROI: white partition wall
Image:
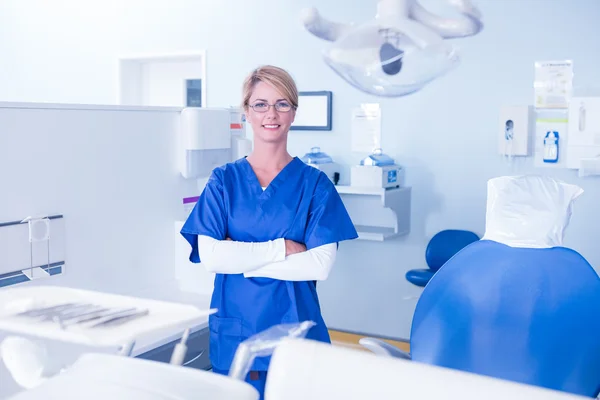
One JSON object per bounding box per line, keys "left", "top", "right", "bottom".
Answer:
{"left": 0, "top": 102, "right": 201, "bottom": 295}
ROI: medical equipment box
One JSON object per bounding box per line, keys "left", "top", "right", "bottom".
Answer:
{"left": 300, "top": 147, "right": 340, "bottom": 184}
{"left": 310, "top": 162, "right": 339, "bottom": 184}
{"left": 351, "top": 165, "right": 404, "bottom": 189}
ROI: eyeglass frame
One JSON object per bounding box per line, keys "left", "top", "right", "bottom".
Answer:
{"left": 247, "top": 100, "right": 297, "bottom": 113}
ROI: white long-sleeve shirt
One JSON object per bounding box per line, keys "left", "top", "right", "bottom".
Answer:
{"left": 196, "top": 235, "right": 337, "bottom": 281}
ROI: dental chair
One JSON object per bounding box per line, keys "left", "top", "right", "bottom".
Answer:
{"left": 405, "top": 229, "right": 480, "bottom": 287}
{"left": 360, "top": 175, "right": 600, "bottom": 398}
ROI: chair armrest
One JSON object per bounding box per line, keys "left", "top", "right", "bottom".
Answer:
{"left": 358, "top": 337, "right": 411, "bottom": 359}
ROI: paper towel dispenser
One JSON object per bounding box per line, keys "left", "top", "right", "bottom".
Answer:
{"left": 179, "top": 107, "right": 252, "bottom": 179}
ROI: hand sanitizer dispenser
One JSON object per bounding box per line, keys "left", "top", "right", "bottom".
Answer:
{"left": 543, "top": 131, "right": 559, "bottom": 163}
{"left": 498, "top": 105, "right": 534, "bottom": 156}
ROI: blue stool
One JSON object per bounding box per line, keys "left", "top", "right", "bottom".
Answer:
{"left": 405, "top": 229, "right": 479, "bottom": 287}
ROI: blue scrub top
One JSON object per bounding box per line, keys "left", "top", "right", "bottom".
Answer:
{"left": 181, "top": 156, "right": 358, "bottom": 371}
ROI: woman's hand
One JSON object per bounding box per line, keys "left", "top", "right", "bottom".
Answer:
{"left": 285, "top": 239, "right": 306, "bottom": 256}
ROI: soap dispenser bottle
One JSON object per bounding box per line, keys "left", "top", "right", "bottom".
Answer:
{"left": 543, "top": 131, "right": 559, "bottom": 163}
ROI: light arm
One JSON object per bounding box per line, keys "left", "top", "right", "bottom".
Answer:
{"left": 300, "top": 7, "right": 354, "bottom": 42}
{"left": 244, "top": 243, "right": 337, "bottom": 281}
{"left": 410, "top": 0, "right": 484, "bottom": 38}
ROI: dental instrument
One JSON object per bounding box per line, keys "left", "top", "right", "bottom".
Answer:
{"left": 169, "top": 328, "right": 190, "bottom": 366}
{"left": 88, "top": 308, "right": 150, "bottom": 328}
{"left": 14, "top": 302, "right": 149, "bottom": 329}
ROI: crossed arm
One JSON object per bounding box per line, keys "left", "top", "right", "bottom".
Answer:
{"left": 197, "top": 235, "right": 337, "bottom": 281}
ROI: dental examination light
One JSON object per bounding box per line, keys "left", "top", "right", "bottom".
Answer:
{"left": 300, "top": 0, "right": 484, "bottom": 97}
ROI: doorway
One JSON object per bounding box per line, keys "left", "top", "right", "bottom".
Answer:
{"left": 118, "top": 51, "right": 206, "bottom": 108}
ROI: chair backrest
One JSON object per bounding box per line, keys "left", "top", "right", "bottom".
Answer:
{"left": 409, "top": 239, "right": 600, "bottom": 397}
{"left": 425, "top": 229, "right": 480, "bottom": 271}
{"left": 266, "top": 339, "right": 586, "bottom": 400}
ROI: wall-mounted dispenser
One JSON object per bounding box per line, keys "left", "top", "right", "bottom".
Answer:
{"left": 498, "top": 105, "right": 535, "bottom": 157}
{"left": 179, "top": 107, "right": 252, "bottom": 179}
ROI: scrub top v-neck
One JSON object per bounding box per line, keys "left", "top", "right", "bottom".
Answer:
{"left": 240, "top": 156, "right": 298, "bottom": 200}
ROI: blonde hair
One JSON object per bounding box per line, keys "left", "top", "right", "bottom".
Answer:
{"left": 242, "top": 65, "right": 299, "bottom": 110}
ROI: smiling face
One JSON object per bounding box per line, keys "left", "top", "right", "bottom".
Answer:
{"left": 245, "top": 81, "right": 296, "bottom": 145}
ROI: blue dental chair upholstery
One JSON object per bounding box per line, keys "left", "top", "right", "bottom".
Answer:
{"left": 362, "top": 239, "right": 600, "bottom": 397}
{"left": 405, "top": 229, "right": 480, "bottom": 287}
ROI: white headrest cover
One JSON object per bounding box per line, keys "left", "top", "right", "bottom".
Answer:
{"left": 482, "top": 175, "right": 583, "bottom": 248}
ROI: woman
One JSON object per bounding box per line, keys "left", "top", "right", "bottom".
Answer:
{"left": 180, "top": 65, "right": 358, "bottom": 398}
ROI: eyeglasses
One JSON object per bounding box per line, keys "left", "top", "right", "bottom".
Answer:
{"left": 248, "top": 101, "right": 295, "bottom": 113}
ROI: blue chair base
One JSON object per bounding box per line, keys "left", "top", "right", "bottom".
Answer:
{"left": 405, "top": 269, "right": 434, "bottom": 287}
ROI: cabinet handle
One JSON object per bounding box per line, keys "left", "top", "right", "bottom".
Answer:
{"left": 183, "top": 349, "right": 206, "bottom": 366}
